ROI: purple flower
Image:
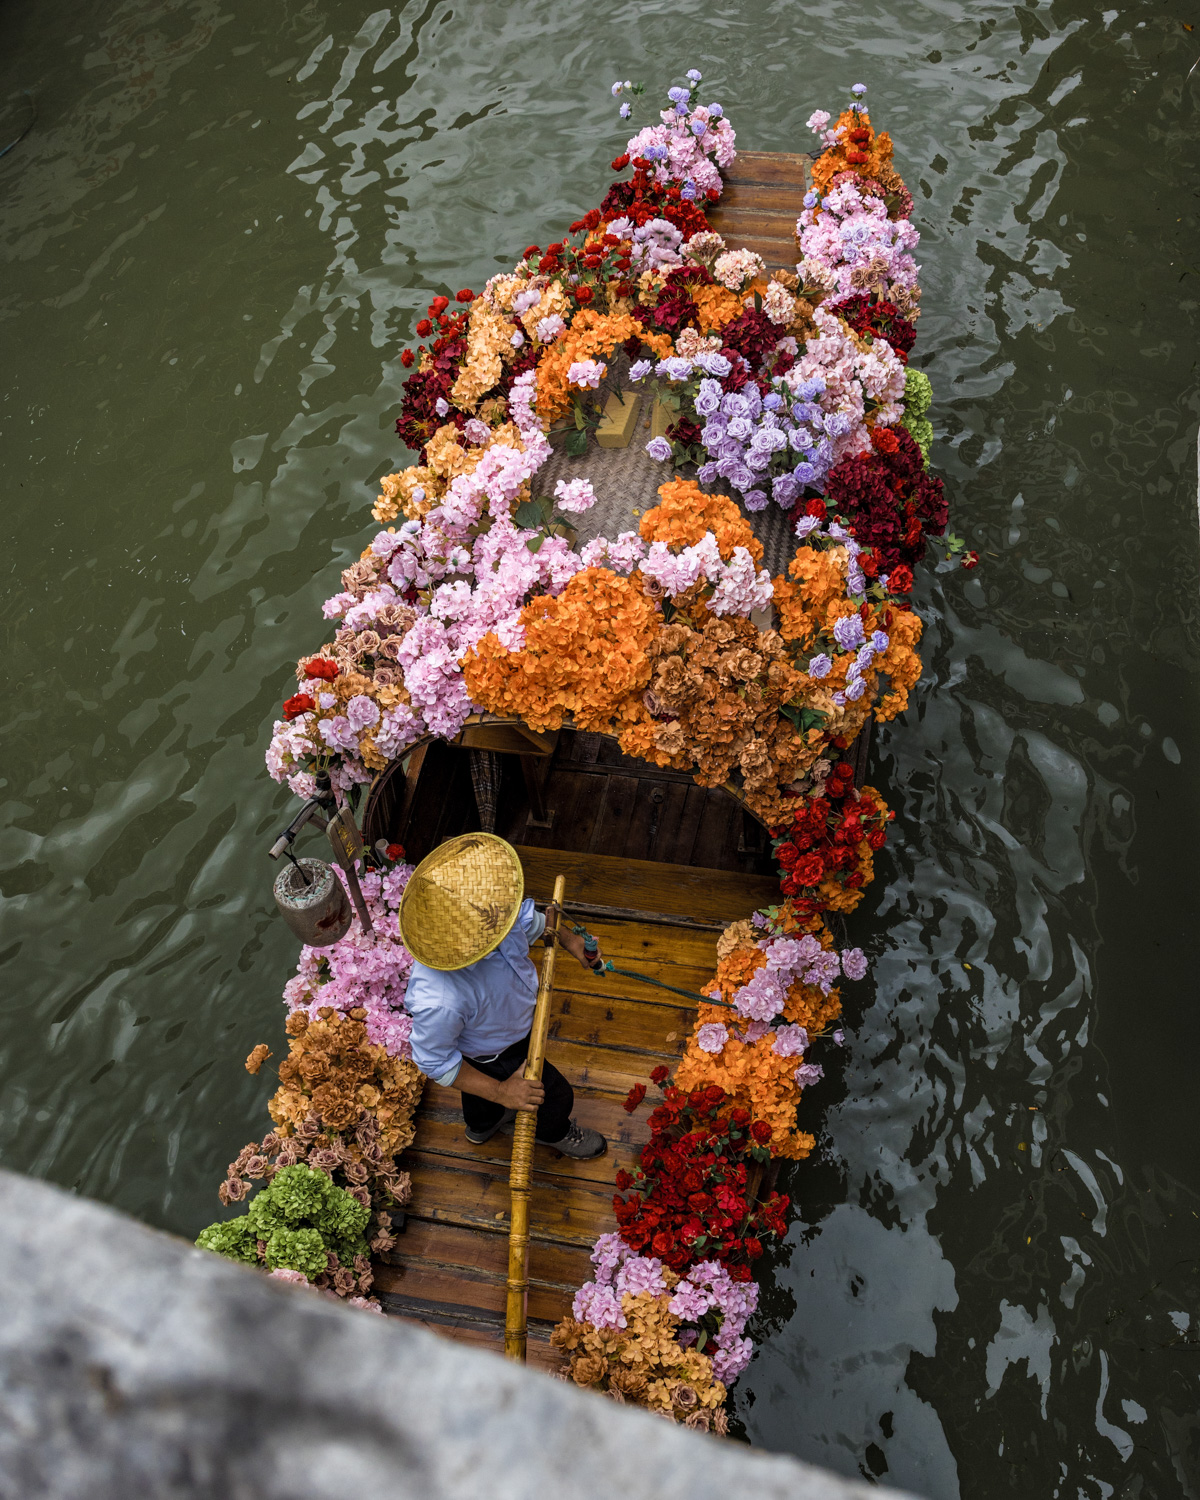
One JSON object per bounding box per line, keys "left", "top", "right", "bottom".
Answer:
{"left": 851, "top": 83, "right": 867, "bottom": 96}
{"left": 696, "top": 462, "right": 720, "bottom": 483}
{"left": 628, "top": 359, "right": 654, "bottom": 382}
{"left": 668, "top": 86, "right": 689, "bottom": 103}
{"left": 656, "top": 356, "right": 693, "bottom": 382}
{"left": 751, "top": 911, "right": 767, "bottom": 929}
{"left": 872, "top": 630, "right": 890, "bottom": 652}
{"left": 345, "top": 695, "right": 380, "bottom": 731}
{"left": 772, "top": 1024, "right": 809, "bottom": 1057}
{"left": 743, "top": 489, "right": 768, "bottom": 512}
{"left": 841, "top": 947, "right": 868, "bottom": 982}
{"left": 620, "top": 102, "right": 631, "bottom": 119}
{"left": 686, "top": 68, "right": 703, "bottom": 82}
{"left": 695, "top": 351, "right": 732, "bottom": 377}
{"left": 645, "top": 435, "right": 672, "bottom": 462}
{"left": 844, "top": 677, "right": 866, "bottom": 701}
{"left": 833, "top": 614, "right": 866, "bottom": 651}
{"left": 832, "top": 1028, "right": 846, "bottom": 1046}
{"left": 807, "top": 652, "right": 832, "bottom": 679}
{"left": 708, "top": 102, "right": 723, "bottom": 119}
{"left": 691, "top": 120, "right": 707, "bottom": 137}
{"left": 696, "top": 1022, "right": 729, "bottom": 1054}
{"left": 803, "top": 190, "right": 818, "bottom": 209}
{"left": 794, "top": 1063, "right": 824, "bottom": 1088}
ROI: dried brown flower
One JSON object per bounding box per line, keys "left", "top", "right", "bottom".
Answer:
{"left": 245, "top": 1044, "right": 272, "bottom": 1076}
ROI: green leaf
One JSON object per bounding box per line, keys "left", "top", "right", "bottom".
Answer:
{"left": 525, "top": 534, "right": 545, "bottom": 553}
{"left": 573, "top": 403, "right": 585, "bottom": 430}
{"left": 565, "top": 428, "right": 588, "bottom": 457}
{"left": 513, "top": 498, "right": 546, "bottom": 529}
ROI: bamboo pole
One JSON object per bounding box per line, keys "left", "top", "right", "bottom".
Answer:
{"left": 504, "top": 874, "right": 564, "bottom": 1362}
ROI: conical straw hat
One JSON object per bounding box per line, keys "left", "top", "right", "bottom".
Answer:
{"left": 398, "top": 833, "right": 525, "bottom": 971}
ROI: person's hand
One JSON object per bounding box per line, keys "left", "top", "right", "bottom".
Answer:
{"left": 500, "top": 1074, "right": 545, "bottom": 1111}
{"left": 560, "top": 926, "right": 603, "bottom": 972}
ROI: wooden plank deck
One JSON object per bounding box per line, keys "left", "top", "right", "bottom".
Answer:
{"left": 707, "top": 148, "right": 811, "bottom": 270}
{"left": 374, "top": 847, "right": 726, "bottom": 1362}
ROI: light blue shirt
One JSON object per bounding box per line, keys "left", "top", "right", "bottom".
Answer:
{"left": 406, "top": 899, "right": 546, "bottom": 1086}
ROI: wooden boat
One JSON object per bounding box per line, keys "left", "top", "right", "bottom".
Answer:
{"left": 360, "top": 148, "right": 840, "bottom": 1362}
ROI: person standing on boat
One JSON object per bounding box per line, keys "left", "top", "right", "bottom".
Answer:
{"left": 397, "top": 833, "right": 607, "bottom": 1160}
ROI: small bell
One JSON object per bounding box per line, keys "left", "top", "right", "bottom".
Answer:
{"left": 273, "top": 858, "right": 352, "bottom": 947}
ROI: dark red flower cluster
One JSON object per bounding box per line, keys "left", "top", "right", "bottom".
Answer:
{"left": 394, "top": 302, "right": 471, "bottom": 455}
{"left": 716, "top": 305, "right": 779, "bottom": 370}
{"left": 613, "top": 1083, "right": 789, "bottom": 1279}
{"left": 770, "top": 774, "right": 893, "bottom": 910}
{"left": 820, "top": 426, "right": 947, "bottom": 573}
{"left": 835, "top": 293, "right": 916, "bottom": 361}
{"left": 303, "top": 658, "right": 339, "bottom": 681}
{"left": 598, "top": 157, "right": 712, "bottom": 239}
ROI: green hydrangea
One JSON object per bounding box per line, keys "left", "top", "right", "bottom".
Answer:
{"left": 901, "top": 369, "right": 934, "bottom": 463}
{"left": 195, "top": 1215, "right": 259, "bottom": 1266}
{"left": 264, "top": 1226, "right": 329, "bottom": 1279}
{"left": 903, "top": 367, "right": 932, "bottom": 418}
{"left": 196, "top": 1163, "right": 370, "bottom": 1277}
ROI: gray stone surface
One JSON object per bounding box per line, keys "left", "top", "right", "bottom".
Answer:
{"left": 0, "top": 1169, "right": 920, "bottom": 1500}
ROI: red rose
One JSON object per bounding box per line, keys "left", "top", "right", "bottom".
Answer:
{"left": 744, "top": 1236, "right": 763, "bottom": 1259}
{"left": 385, "top": 842, "right": 405, "bottom": 861}
{"left": 871, "top": 425, "right": 900, "bottom": 454}
{"left": 650, "top": 1065, "right": 669, "bottom": 1085}
{"left": 304, "top": 658, "right": 339, "bottom": 681}
{"left": 750, "top": 1120, "right": 772, "bottom": 1145}
{"left": 730, "top": 1108, "right": 751, "bottom": 1128}
{"left": 429, "top": 295, "right": 449, "bottom": 315}
{"left": 776, "top": 841, "right": 799, "bottom": 870}
{"left": 282, "top": 692, "right": 314, "bottom": 721}
{"left": 651, "top": 1230, "right": 673, "bottom": 1255}
{"left": 575, "top": 285, "right": 594, "bottom": 304}
{"left": 805, "top": 497, "right": 826, "bottom": 518}
{"left": 415, "top": 318, "right": 432, "bottom": 337}
{"left": 611, "top": 153, "right": 631, "bottom": 171}
{"left": 868, "top": 829, "right": 887, "bottom": 850}
{"left": 706, "top": 187, "right": 720, "bottom": 202}
{"left": 522, "top": 244, "right": 540, "bottom": 259}
{"left": 795, "top": 854, "right": 824, "bottom": 886}
{"left": 455, "top": 288, "right": 474, "bottom": 303}
{"left": 889, "top": 564, "right": 913, "bottom": 594}
{"left": 961, "top": 550, "right": 979, "bottom": 570}
{"left": 623, "top": 1083, "right": 647, "bottom": 1113}
{"left": 400, "top": 349, "right": 414, "bottom": 367}
{"left": 615, "top": 1169, "right": 632, "bottom": 1191}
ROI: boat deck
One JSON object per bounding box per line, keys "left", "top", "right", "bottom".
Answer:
{"left": 373, "top": 846, "right": 778, "bottom": 1363}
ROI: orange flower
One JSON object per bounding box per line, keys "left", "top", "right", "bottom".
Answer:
{"left": 808, "top": 110, "right": 897, "bottom": 203}
{"left": 535, "top": 309, "right": 672, "bottom": 423}
{"left": 462, "top": 568, "right": 659, "bottom": 733}
{"left": 692, "top": 283, "right": 746, "bottom": 335}
{"left": 639, "top": 480, "right": 763, "bottom": 563}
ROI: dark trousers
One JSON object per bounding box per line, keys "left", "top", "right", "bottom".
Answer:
{"left": 461, "top": 1031, "right": 573, "bottom": 1144}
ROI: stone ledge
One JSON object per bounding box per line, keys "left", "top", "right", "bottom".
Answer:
{"left": 0, "top": 1169, "right": 918, "bottom": 1500}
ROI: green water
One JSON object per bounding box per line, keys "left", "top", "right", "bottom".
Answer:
{"left": 2, "top": 1, "right": 1199, "bottom": 1493}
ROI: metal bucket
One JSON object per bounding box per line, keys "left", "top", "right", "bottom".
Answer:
{"left": 273, "top": 858, "right": 352, "bottom": 947}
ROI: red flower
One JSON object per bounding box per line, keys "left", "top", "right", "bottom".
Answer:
{"left": 615, "top": 1169, "right": 633, "bottom": 1191}
{"left": 775, "top": 841, "right": 799, "bottom": 870}
{"left": 871, "top": 426, "right": 900, "bottom": 454}
{"left": 611, "top": 152, "right": 631, "bottom": 171}
{"left": 794, "top": 853, "right": 825, "bottom": 886}
{"left": 400, "top": 349, "right": 414, "bottom": 367}
{"left": 744, "top": 1237, "right": 763, "bottom": 1259}
{"left": 385, "top": 842, "right": 405, "bottom": 861}
{"left": 706, "top": 187, "right": 720, "bottom": 202}
{"left": 304, "top": 658, "right": 339, "bottom": 681}
{"left": 429, "top": 295, "right": 449, "bottom": 315}
{"left": 750, "top": 1120, "right": 772, "bottom": 1145}
{"left": 867, "top": 828, "right": 887, "bottom": 851}
{"left": 415, "top": 318, "right": 432, "bottom": 337}
{"left": 455, "top": 288, "right": 474, "bottom": 303}
{"left": 730, "top": 1108, "right": 751, "bottom": 1128}
{"left": 575, "top": 285, "right": 594, "bottom": 304}
{"left": 961, "top": 550, "right": 979, "bottom": 570}
{"left": 623, "top": 1083, "right": 647, "bottom": 1113}
{"left": 889, "top": 564, "right": 913, "bottom": 593}
{"left": 650, "top": 1065, "right": 669, "bottom": 1085}
{"left": 806, "top": 497, "right": 827, "bottom": 518}
{"left": 282, "top": 692, "right": 314, "bottom": 721}
{"left": 651, "top": 1230, "right": 674, "bottom": 1256}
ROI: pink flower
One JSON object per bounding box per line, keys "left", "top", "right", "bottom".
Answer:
{"left": 696, "top": 1022, "right": 729, "bottom": 1054}
{"left": 553, "top": 477, "right": 597, "bottom": 514}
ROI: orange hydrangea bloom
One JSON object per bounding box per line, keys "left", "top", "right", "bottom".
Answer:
{"left": 691, "top": 283, "right": 746, "bottom": 335}
{"left": 462, "top": 567, "right": 659, "bottom": 734}
{"left": 536, "top": 310, "right": 672, "bottom": 423}
{"left": 873, "top": 605, "right": 923, "bottom": 721}
{"left": 639, "top": 480, "right": 763, "bottom": 563}
{"left": 809, "top": 110, "right": 896, "bottom": 202}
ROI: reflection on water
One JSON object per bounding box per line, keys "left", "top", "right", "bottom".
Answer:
{"left": 2, "top": 1, "right": 1199, "bottom": 1493}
